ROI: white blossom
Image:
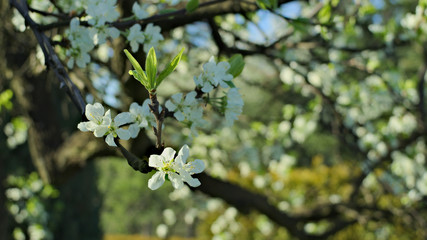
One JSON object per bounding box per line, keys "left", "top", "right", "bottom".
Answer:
{"left": 77, "top": 103, "right": 110, "bottom": 136}
{"left": 127, "top": 24, "right": 145, "bottom": 52}
{"left": 86, "top": 0, "right": 120, "bottom": 27}
{"left": 104, "top": 111, "right": 133, "bottom": 147}
{"left": 148, "top": 145, "right": 205, "bottom": 190}
{"left": 194, "top": 57, "right": 233, "bottom": 93}
{"left": 165, "top": 91, "right": 198, "bottom": 121}
{"left": 128, "top": 99, "right": 156, "bottom": 138}
{"left": 224, "top": 88, "right": 244, "bottom": 126}
{"left": 165, "top": 91, "right": 207, "bottom": 135}
{"left": 66, "top": 18, "right": 95, "bottom": 68}
{"left": 77, "top": 103, "right": 132, "bottom": 147}
{"left": 93, "top": 25, "right": 120, "bottom": 45}
{"left": 132, "top": 2, "right": 149, "bottom": 19}
{"left": 142, "top": 23, "right": 164, "bottom": 53}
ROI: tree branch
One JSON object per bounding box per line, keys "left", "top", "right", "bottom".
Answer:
{"left": 10, "top": 0, "right": 86, "bottom": 117}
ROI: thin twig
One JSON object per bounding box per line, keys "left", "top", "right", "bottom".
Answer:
{"left": 149, "top": 92, "right": 165, "bottom": 149}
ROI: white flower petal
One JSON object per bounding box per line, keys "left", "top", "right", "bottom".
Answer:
{"left": 186, "top": 159, "right": 205, "bottom": 174}
{"left": 77, "top": 122, "right": 89, "bottom": 132}
{"left": 85, "top": 121, "right": 99, "bottom": 131}
{"left": 103, "top": 110, "right": 112, "bottom": 125}
{"left": 174, "top": 111, "right": 185, "bottom": 122}
{"left": 171, "top": 93, "right": 183, "bottom": 103}
{"left": 86, "top": 103, "right": 104, "bottom": 122}
{"left": 94, "top": 126, "right": 109, "bottom": 137}
{"left": 108, "top": 27, "right": 120, "bottom": 39}
{"left": 169, "top": 172, "right": 184, "bottom": 189}
{"left": 186, "top": 177, "right": 201, "bottom": 187}
{"left": 176, "top": 145, "right": 189, "bottom": 164}
{"left": 129, "top": 123, "right": 140, "bottom": 138}
{"left": 201, "top": 84, "right": 213, "bottom": 93}
{"left": 165, "top": 100, "right": 177, "bottom": 112}
{"left": 161, "top": 147, "right": 176, "bottom": 161}
{"left": 138, "top": 118, "right": 148, "bottom": 128}
{"left": 148, "top": 172, "right": 165, "bottom": 190}
{"left": 105, "top": 133, "right": 117, "bottom": 147}
{"left": 117, "top": 128, "right": 131, "bottom": 140}
{"left": 114, "top": 112, "right": 132, "bottom": 126}
{"left": 149, "top": 155, "right": 165, "bottom": 168}
{"left": 179, "top": 170, "right": 201, "bottom": 187}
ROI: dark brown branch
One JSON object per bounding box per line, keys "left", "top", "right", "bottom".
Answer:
{"left": 38, "top": 0, "right": 301, "bottom": 32}
{"left": 114, "top": 139, "right": 153, "bottom": 173}
{"left": 28, "top": 6, "right": 70, "bottom": 19}
{"left": 9, "top": 0, "right": 86, "bottom": 117}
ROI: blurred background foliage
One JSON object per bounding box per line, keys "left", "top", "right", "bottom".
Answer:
{"left": 2, "top": 0, "right": 427, "bottom": 239}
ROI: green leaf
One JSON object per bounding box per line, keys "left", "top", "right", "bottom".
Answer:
{"left": 186, "top": 0, "right": 199, "bottom": 13}
{"left": 145, "top": 47, "right": 158, "bottom": 90}
{"left": 129, "top": 70, "right": 149, "bottom": 87}
{"left": 227, "top": 54, "right": 245, "bottom": 78}
{"left": 224, "top": 81, "right": 236, "bottom": 88}
{"left": 156, "top": 48, "right": 185, "bottom": 87}
{"left": 124, "top": 49, "right": 148, "bottom": 87}
{"left": 256, "top": 0, "right": 278, "bottom": 9}
{"left": 0, "top": 89, "right": 13, "bottom": 112}
{"left": 256, "top": 0, "right": 268, "bottom": 9}
{"left": 318, "top": 4, "right": 332, "bottom": 24}
{"left": 331, "top": 0, "right": 340, "bottom": 7}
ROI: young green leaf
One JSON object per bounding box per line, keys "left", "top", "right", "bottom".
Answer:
{"left": 227, "top": 54, "right": 245, "bottom": 78}
{"left": 145, "top": 47, "right": 158, "bottom": 90}
{"left": 186, "top": 0, "right": 199, "bottom": 12}
{"left": 129, "top": 70, "right": 149, "bottom": 87}
{"left": 224, "top": 81, "right": 236, "bottom": 88}
{"left": 124, "top": 49, "right": 148, "bottom": 87}
{"left": 156, "top": 48, "right": 185, "bottom": 87}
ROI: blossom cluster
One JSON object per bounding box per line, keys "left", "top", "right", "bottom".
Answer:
{"left": 194, "top": 57, "right": 233, "bottom": 93}
{"left": 148, "top": 145, "right": 205, "bottom": 190}
{"left": 77, "top": 102, "right": 205, "bottom": 190}
{"left": 127, "top": 23, "right": 164, "bottom": 53}
{"left": 65, "top": 0, "right": 164, "bottom": 68}
{"left": 65, "top": 18, "right": 95, "bottom": 68}
{"left": 77, "top": 100, "right": 155, "bottom": 146}
{"left": 165, "top": 91, "right": 207, "bottom": 134}
{"left": 192, "top": 57, "right": 244, "bottom": 127}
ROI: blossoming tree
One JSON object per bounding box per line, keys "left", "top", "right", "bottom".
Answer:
{"left": 2, "top": 0, "right": 427, "bottom": 239}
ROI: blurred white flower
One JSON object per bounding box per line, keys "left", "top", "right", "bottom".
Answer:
{"left": 156, "top": 224, "right": 168, "bottom": 239}
{"left": 66, "top": 18, "right": 95, "bottom": 68}
{"left": 142, "top": 23, "right": 164, "bottom": 53}
{"left": 165, "top": 91, "right": 198, "bottom": 121}
{"left": 128, "top": 99, "right": 156, "bottom": 138}
{"left": 194, "top": 57, "right": 233, "bottom": 93}
{"left": 5, "top": 188, "right": 21, "bottom": 201}
{"left": 93, "top": 26, "right": 120, "bottom": 45}
{"left": 127, "top": 24, "right": 145, "bottom": 52}
{"left": 163, "top": 209, "right": 176, "bottom": 226}
{"left": 132, "top": 2, "right": 149, "bottom": 19}
{"left": 86, "top": 0, "right": 120, "bottom": 27}
{"left": 166, "top": 91, "right": 207, "bottom": 135}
